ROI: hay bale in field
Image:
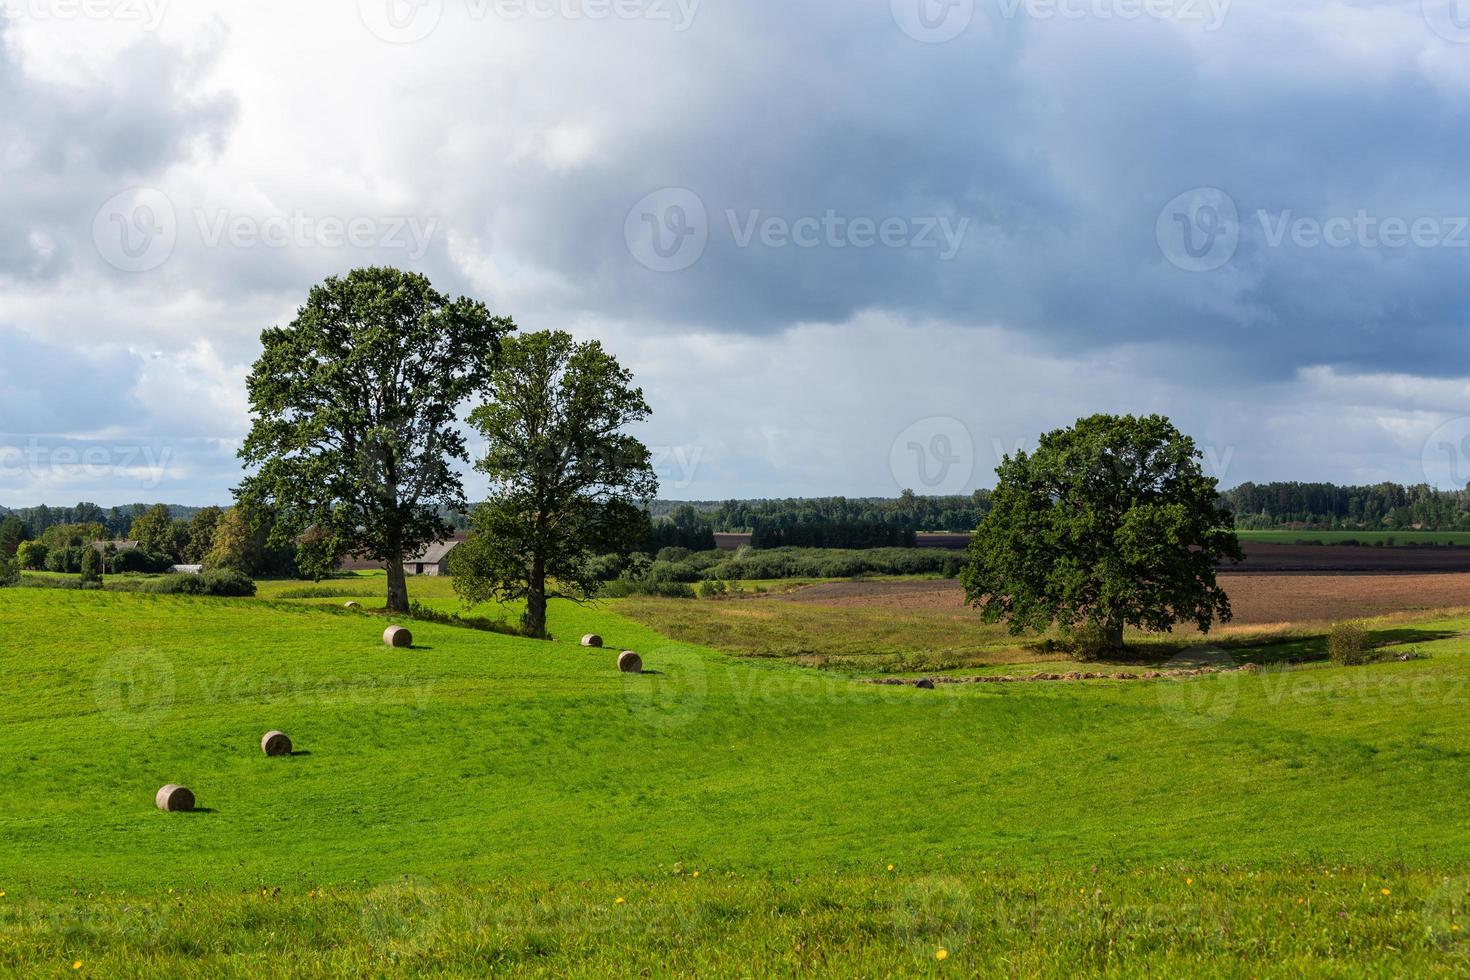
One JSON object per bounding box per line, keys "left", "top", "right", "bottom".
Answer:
{"left": 914, "top": 678, "right": 935, "bottom": 690}
{"left": 261, "top": 730, "right": 293, "bottom": 757}
{"left": 344, "top": 601, "right": 361, "bottom": 610}
{"left": 617, "top": 651, "right": 643, "bottom": 674}
{"left": 581, "top": 634, "right": 604, "bottom": 648}
{"left": 383, "top": 625, "right": 413, "bottom": 648}
{"left": 155, "top": 784, "right": 194, "bottom": 812}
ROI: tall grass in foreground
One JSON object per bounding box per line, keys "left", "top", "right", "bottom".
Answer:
{"left": 2, "top": 868, "right": 1465, "bottom": 977}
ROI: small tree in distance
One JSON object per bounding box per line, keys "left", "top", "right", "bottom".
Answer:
{"left": 961, "top": 414, "right": 1243, "bottom": 656}
{"left": 79, "top": 545, "right": 103, "bottom": 585}
{"left": 450, "top": 330, "right": 658, "bottom": 638}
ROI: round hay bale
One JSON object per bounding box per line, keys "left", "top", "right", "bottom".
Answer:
{"left": 155, "top": 784, "right": 194, "bottom": 812}
{"left": 261, "top": 730, "right": 293, "bottom": 757}
{"left": 617, "top": 651, "right": 643, "bottom": 674}
{"left": 383, "top": 626, "right": 413, "bottom": 649}
{"left": 914, "top": 678, "right": 936, "bottom": 690}
{"left": 344, "top": 601, "right": 361, "bottom": 610}
{"left": 581, "top": 634, "right": 604, "bottom": 648}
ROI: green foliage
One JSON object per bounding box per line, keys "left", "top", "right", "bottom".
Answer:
{"left": 1328, "top": 621, "right": 1374, "bottom": 665}
{"left": 597, "top": 577, "right": 697, "bottom": 598}
{"left": 453, "top": 330, "right": 657, "bottom": 637}
{"left": 704, "top": 547, "right": 961, "bottom": 581}
{"left": 0, "top": 515, "right": 28, "bottom": 558}
{"left": 128, "top": 504, "right": 184, "bottom": 561}
{"left": 962, "top": 415, "right": 1244, "bottom": 653}
{"left": 128, "top": 569, "right": 257, "bottom": 597}
{"left": 237, "top": 267, "right": 512, "bottom": 612}
{"left": 1062, "top": 622, "right": 1111, "bottom": 663}
{"left": 14, "top": 541, "right": 47, "bottom": 571}
{"left": 39, "top": 521, "right": 104, "bottom": 551}
{"left": 79, "top": 545, "right": 103, "bottom": 584}
{"left": 0, "top": 555, "right": 17, "bottom": 587}
{"left": 657, "top": 492, "right": 993, "bottom": 535}
{"left": 44, "top": 546, "right": 83, "bottom": 573}
{"left": 182, "top": 506, "right": 223, "bottom": 564}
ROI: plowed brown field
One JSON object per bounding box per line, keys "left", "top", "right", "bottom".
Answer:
{"left": 777, "top": 574, "right": 1470, "bottom": 626}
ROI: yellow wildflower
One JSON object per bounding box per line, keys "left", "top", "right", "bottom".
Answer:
{"left": 935, "top": 949, "right": 948, "bottom": 961}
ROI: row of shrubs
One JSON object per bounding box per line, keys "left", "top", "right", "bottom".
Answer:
{"left": 596, "top": 546, "right": 962, "bottom": 586}
{"left": 13, "top": 568, "right": 256, "bottom": 597}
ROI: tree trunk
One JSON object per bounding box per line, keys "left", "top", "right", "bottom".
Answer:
{"left": 386, "top": 556, "right": 410, "bottom": 614}
{"left": 1106, "top": 619, "right": 1125, "bottom": 653}
{"left": 525, "top": 555, "right": 547, "bottom": 638}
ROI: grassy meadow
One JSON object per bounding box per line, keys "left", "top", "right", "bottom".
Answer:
{"left": 2, "top": 576, "right": 1470, "bottom": 974}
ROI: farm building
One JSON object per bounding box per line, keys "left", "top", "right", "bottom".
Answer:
{"left": 336, "top": 535, "right": 466, "bottom": 575}
{"left": 404, "top": 539, "right": 461, "bottom": 576}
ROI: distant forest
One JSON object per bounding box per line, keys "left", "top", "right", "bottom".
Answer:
{"left": 6, "top": 480, "right": 1470, "bottom": 542}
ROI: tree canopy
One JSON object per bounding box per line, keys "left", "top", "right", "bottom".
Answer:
{"left": 450, "top": 330, "right": 657, "bottom": 637}
{"left": 961, "top": 414, "right": 1243, "bottom": 654}
{"left": 237, "top": 267, "right": 513, "bottom": 612}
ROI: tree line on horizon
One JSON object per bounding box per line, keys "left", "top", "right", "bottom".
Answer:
{"left": 8, "top": 478, "right": 1470, "bottom": 549}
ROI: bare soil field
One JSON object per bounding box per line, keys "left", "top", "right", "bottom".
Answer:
{"left": 778, "top": 574, "right": 1470, "bottom": 626}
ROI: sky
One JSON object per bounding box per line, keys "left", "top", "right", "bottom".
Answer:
{"left": 4, "top": 0, "right": 1470, "bottom": 507}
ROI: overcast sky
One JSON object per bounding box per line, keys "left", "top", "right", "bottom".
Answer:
{"left": 4, "top": 0, "right": 1470, "bottom": 506}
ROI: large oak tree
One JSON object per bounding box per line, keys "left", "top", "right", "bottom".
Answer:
{"left": 238, "top": 267, "right": 513, "bottom": 612}
{"left": 961, "top": 414, "right": 1243, "bottom": 655}
{"left": 449, "top": 330, "right": 657, "bottom": 638}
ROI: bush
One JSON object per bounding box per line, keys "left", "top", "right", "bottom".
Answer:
{"left": 1064, "top": 622, "right": 1112, "bottom": 662}
{"left": 656, "top": 546, "right": 692, "bottom": 563}
{"left": 407, "top": 601, "right": 522, "bottom": 637}
{"left": 600, "top": 578, "right": 696, "bottom": 599}
{"left": 126, "top": 569, "right": 257, "bottom": 597}
{"left": 80, "top": 547, "right": 103, "bottom": 584}
{"left": 15, "top": 541, "right": 47, "bottom": 571}
{"left": 1328, "top": 621, "right": 1374, "bottom": 665}
{"left": 274, "top": 585, "right": 363, "bottom": 600}
{"left": 0, "top": 556, "right": 18, "bottom": 588}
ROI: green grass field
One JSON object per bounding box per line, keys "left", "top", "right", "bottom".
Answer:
{"left": 3, "top": 579, "right": 1470, "bottom": 975}
{"left": 1237, "top": 530, "right": 1470, "bottom": 546}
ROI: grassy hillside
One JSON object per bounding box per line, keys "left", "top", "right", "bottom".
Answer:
{"left": 2, "top": 584, "right": 1470, "bottom": 973}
